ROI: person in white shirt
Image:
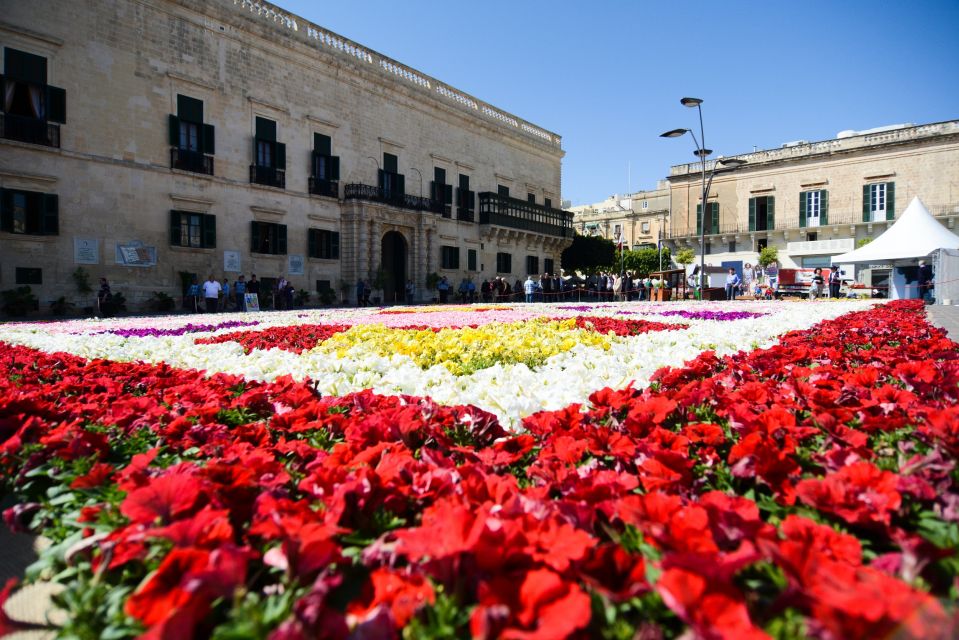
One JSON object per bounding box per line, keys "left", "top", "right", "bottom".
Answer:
{"left": 202, "top": 275, "right": 222, "bottom": 313}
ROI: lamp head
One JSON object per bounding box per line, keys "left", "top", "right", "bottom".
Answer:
{"left": 680, "top": 97, "right": 703, "bottom": 108}
{"left": 694, "top": 148, "right": 713, "bottom": 158}
{"left": 660, "top": 128, "right": 689, "bottom": 138}
{"left": 717, "top": 158, "right": 747, "bottom": 167}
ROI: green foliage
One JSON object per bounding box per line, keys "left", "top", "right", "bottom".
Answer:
{"left": 562, "top": 234, "right": 616, "bottom": 273}
{"left": 675, "top": 248, "right": 696, "bottom": 266}
{"left": 758, "top": 246, "right": 780, "bottom": 268}
{"left": 856, "top": 237, "right": 874, "bottom": 248}
{"left": 404, "top": 587, "right": 472, "bottom": 639}
{"left": 1, "top": 286, "right": 39, "bottom": 316}
{"left": 150, "top": 291, "right": 175, "bottom": 312}
{"left": 99, "top": 291, "right": 126, "bottom": 317}
{"left": 72, "top": 267, "right": 94, "bottom": 294}
{"left": 295, "top": 288, "right": 311, "bottom": 307}
{"left": 372, "top": 265, "right": 390, "bottom": 290}
{"left": 425, "top": 272, "right": 441, "bottom": 290}
{"left": 318, "top": 287, "right": 336, "bottom": 305}
{"left": 620, "top": 247, "right": 671, "bottom": 275}
{"left": 50, "top": 296, "right": 75, "bottom": 316}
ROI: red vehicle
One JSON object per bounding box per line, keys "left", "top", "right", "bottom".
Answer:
{"left": 775, "top": 268, "right": 832, "bottom": 299}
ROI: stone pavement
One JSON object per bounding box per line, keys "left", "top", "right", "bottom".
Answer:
{"left": 0, "top": 500, "right": 59, "bottom": 639}
{"left": 927, "top": 304, "right": 959, "bottom": 341}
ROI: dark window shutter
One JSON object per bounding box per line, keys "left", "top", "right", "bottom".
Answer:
{"left": 378, "top": 169, "right": 385, "bottom": 189}
{"left": 332, "top": 232, "right": 340, "bottom": 259}
{"left": 313, "top": 133, "right": 331, "bottom": 156}
{"left": 308, "top": 228, "right": 318, "bottom": 258}
{"left": 202, "top": 123, "right": 215, "bottom": 155}
{"left": 203, "top": 214, "right": 216, "bottom": 248}
{"left": 277, "top": 224, "right": 287, "bottom": 255}
{"left": 170, "top": 210, "right": 182, "bottom": 246}
{"left": 444, "top": 184, "right": 452, "bottom": 205}
{"left": 253, "top": 137, "right": 259, "bottom": 164}
{"left": 396, "top": 173, "right": 405, "bottom": 196}
{"left": 177, "top": 95, "right": 203, "bottom": 123}
{"left": 430, "top": 181, "right": 439, "bottom": 201}
{"left": 330, "top": 156, "right": 340, "bottom": 181}
{"left": 383, "top": 153, "right": 398, "bottom": 174}
{"left": 498, "top": 185, "right": 510, "bottom": 198}
{"left": 251, "top": 221, "right": 260, "bottom": 252}
{"left": 820, "top": 190, "right": 829, "bottom": 226}
{"left": 41, "top": 193, "right": 58, "bottom": 235}
{"left": 0, "top": 189, "right": 12, "bottom": 232}
{"left": 545, "top": 198, "right": 552, "bottom": 209}
{"left": 862, "top": 185, "right": 871, "bottom": 222}
{"left": 748, "top": 197, "right": 756, "bottom": 232}
{"left": 767, "top": 196, "right": 775, "bottom": 229}
{"left": 459, "top": 174, "right": 469, "bottom": 190}
{"left": 46, "top": 85, "right": 66, "bottom": 123}
{"left": 4, "top": 48, "right": 46, "bottom": 83}
{"left": 886, "top": 182, "right": 895, "bottom": 220}
{"left": 168, "top": 114, "right": 180, "bottom": 146}
{"left": 255, "top": 117, "right": 276, "bottom": 141}
{"left": 434, "top": 167, "right": 446, "bottom": 184}
{"left": 276, "top": 142, "right": 286, "bottom": 170}
{"left": 710, "top": 203, "right": 719, "bottom": 234}
{"left": 799, "top": 192, "right": 807, "bottom": 228}
{"left": 696, "top": 203, "right": 702, "bottom": 235}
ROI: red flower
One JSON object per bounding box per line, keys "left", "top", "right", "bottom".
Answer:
{"left": 796, "top": 461, "right": 902, "bottom": 527}
{"left": 656, "top": 566, "right": 768, "bottom": 640}
{"left": 120, "top": 466, "right": 204, "bottom": 525}
{"left": 347, "top": 568, "right": 435, "bottom": 627}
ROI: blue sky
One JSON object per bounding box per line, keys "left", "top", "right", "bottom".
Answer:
{"left": 281, "top": 0, "right": 959, "bottom": 206}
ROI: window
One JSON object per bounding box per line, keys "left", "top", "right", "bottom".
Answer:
{"left": 169, "top": 210, "right": 215, "bottom": 248}
{"left": 441, "top": 245, "right": 460, "bottom": 270}
{"left": 863, "top": 182, "right": 895, "bottom": 222}
{"left": 308, "top": 229, "right": 340, "bottom": 259}
{"left": 526, "top": 255, "right": 539, "bottom": 275}
{"left": 168, "top": 95, "right": 214, "bottom": 174}
{"left": 316, "top": 280, "right": 332, "bottom": 293}
{"left": 641, "top": 221, "right": 650, "bottom": 234}
{"left": 0, "top": 188, "right": 58, "bottom": 235}
{"left": 799, "top": 190, "right": 828, "bottom": 228}
{"left": 728, "top": 240, "right": 736, "bottom": 253}
{"left": 310, "top": 133, "right": 340, "bottom": 198}
{"left": 467, "top": 248, "right": 477, "bottom": 271}
{"left": 544, "top": 198, "right": 552, "bottom": 209}
{"left": 457, "top": 174, "right": 474, "bottom": 221}
{"left": 756, "top": 238, "right": 768, "bottom": 252}
{"left": 251, "top": 117, "right": 285, "bottom": 188}
{"left": 1, "top": 48, "right": 66, "bottom": 147}
{"left": 527, "top": 193, "right": 535, "bottom": 204}
{"left": 748, "top": 196, "right": 775, "bottom": 231}
{"left": 802, "top": 256, "right": 831, "bottom": 269}
{"left": 807, "top": 232, "right": 818, "bottom": 241}
{"left": 496, "top": 252, "right": 512, "bottom": 274}
{"left": 544, "top": 258, "right": 555, "bottom": 275}
{"left": 497, "top": 185, "right": 510, "bottom": 198}
{"left": 696, "top": 202, "right": 719, "bottom": 235}
{"left": 642, "top": 200, "right": 649, "bottom": 210}
{"left": 250, "top": 220, "right": 287, "bottom": 255}
{"left": 15, "top": 267, "right": 42, "bottom": 285}
{"left": 379, "top": 153, "right": 404, "bottom": 201}
{"left": 703, "top": 240, "right": 712, "bottom": 255}
{"left": 431, "top": 167, "right": 452, "bottom": 217}
{"left": 613, "top": 224, "right": 622, "bottom": 239}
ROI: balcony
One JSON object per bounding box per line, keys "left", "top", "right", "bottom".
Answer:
{"left": 344, "top": 183, "right": 444, "bottom": 213}
{"left": 457, "top": 208, "right": 474, "bottom": 222}
{"left": 478, "top": 192, "right": 574, "bottom": 238}
{"left": 309, "top": 177, "right": 339, "bottom": 198}
{"left": 0, "top": 113, "right": 60, "bottom": 148}
{"left": 171, "top": 147, "right": 213, "bottom": 175}
{"left": 250, "top": 164, "right": 285, "bottom": 189}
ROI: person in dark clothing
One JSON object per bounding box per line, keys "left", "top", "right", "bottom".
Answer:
{"left": 828, "top": 268, "right": 842, "bottom": 298}
{"left": 918, "top": 260, "right": 934, "bottom": 304}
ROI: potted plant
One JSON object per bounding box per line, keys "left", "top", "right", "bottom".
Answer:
{"left": 371, "top": 266, "right": 390, "bottom": 305}
{"left": 425, "top": 272, "right": 440, "bottom": 303}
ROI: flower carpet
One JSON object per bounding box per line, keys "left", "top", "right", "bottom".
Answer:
{"left": 0, "top": 299, "right": 957, "bottom": 638}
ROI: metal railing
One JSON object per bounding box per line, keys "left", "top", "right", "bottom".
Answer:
{"left": 478, "top": 192, "right": 574, "bottom": 238}
{"left": 344, "top": 182, "right": 444, "bottom": 213}
{"left": 0, "top": 113, "right": 60, "bottom": 148}
{"left": 309, "top": 177, "right": 339, "bottom": 198}
{"left": 171, "top": 147, "right": 214, "bottom": 175}
{"left": 249, "top": 165, "right": 286, "bottom": 188}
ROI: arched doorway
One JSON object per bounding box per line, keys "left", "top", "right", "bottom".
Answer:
{"left": 380, "top": 231, "right": 407, "bottom": 304}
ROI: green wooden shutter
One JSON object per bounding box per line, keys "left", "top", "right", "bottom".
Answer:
{"left": 696, "top": 203, "right": 702, "bottom": 235}
{"left": 168, "top": 114, "right": 180, "bottom": 146}
{"left": 444, "top": 184, "right": 452, "bottom": 206}
{"left": 170, "top": 210, "right": 182, "bottom": 246}
{"left": 766, "top": 196, "right": 775, "bottom": 229}
{"left": 378, "top": 169, "right": 385, "bottom": 189}
{"left": 799, "top": 192, "right": 807, "bottom": 228}
{"left": 41, "top": 193, "right": 58, "bottom": 235}
{"left": 255, "top": 117, "right": 276, "bottom": 141}
{"left": 202, "top": 124, "right": 215, "bottom": 155}
{"left": 251, "top": 221, "right": 260, "bottom": 252}
{"left": 748, "top": 197, "right": 756, "bottom": 232}
{"left": 383, "top": 153, "right": 398, "bottom": 173}
{"left": 253, "top": 138, "right": 259, "bottom": 165}
{"left": 177, "top": 95, "right": 203, "bottom": 123}
{"left": 46, "top": 86, "right": 66, "bottom": 123}
{"left": 0, "top": 189, "right": 12, "bottom": 232}
{"left": 862, "top": 185, "right": 871, "bottom": 222}
{"left": 886, "top": 182, "right": 895, "bottom": 220}
{"left": 276, "top": 142, "right": 286, "bottom": 170}
{"left": 202, "top": 214, "right": 216, "bottom": 248}
{"left": 396, "top": 174, "right": 405, "bottom": 196}
{"left": 308, "top": 229, "right": 318, "bottom": 258}
{"left": 313, "top": 133, "right": 331, "bottom": 156}
{"left": 820, "top": 190, "right": 829, "bottom": 226}
{"left": 277, "top": 224, "right": 287, "bottom": 254}
{"left": 330, "top": 156, "right": 340, "bottom": 180}
{"left": 331, "top": 232, "right": 340, "bottom": 259}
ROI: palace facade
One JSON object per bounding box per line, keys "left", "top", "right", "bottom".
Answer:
{"left": 568, "top": 182, "right": 670, "bottom": 251}
{"left": 0, "top": 0, "right": 573, "bottom": 308}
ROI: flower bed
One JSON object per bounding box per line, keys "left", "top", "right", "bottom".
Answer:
{"left": 0, "top": 300, "right": 957, "bottom": 637}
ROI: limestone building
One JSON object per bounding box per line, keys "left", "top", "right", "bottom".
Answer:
{"left": 0, "top": 0, "right": 573, "bottom": 309}
{"left": 662, "top": 121, "right": 959, "bottom": 271}
{"left": 568, "top": 182, "right": 670, "bottom": 250}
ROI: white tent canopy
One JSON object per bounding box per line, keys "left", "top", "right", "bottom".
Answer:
{"left": 831, "top": 197, "right": 959, "bottom": 265}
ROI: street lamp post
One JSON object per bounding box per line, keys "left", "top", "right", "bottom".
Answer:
{"left": 661, "top": 97, "right": 745, "bottom": 300}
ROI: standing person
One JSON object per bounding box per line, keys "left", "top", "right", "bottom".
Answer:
{"left": 275, "top": 276, "right": 288, "bottom": 310}
{"left": 186, "top": 276, "right": 200, "bottom": 313}
{"left": 829, "top": 268, "right": 842, "bottom": 299}
{"left": 481, "top": 279, "right": 492, "bottom": 303}
{"left": 362, "top": 280, "right": 372, "bottom": 306}
{"left": 284, "top": 279, "right": 295, "bottom": 309}
{"left": 202, "top": 275, "right": 221, "bottom": 313}
{"left": 742, "top": 263, "right": 754, "bottom": 298}
{"left": 467, "top": 278, "right": 477, "bottom": 303}
{"left": 247, "top": 274, "right": 260, "bottom": 308}
{"left": 356, "top": 279, "right": 366, "bottom": 307}
{"left": 809, "top": 267, "right": 825, "bottom": 300}
{"left": 918, "top": 259, "right": 934, "bottom": 304}
{"left": 724, "top": 268, "right": 741, "bottom": 301}
{"left": 523, "top": 275, "right": 537, "bottom": 303}
{"left": 235, "top": 275, "right": 247, "bottom": 312}
{"left": 221, "top": 278, "right": 231, "bottom": 311}
{"left": 405, "top": 279, "right": 415, "bottom": 304}
{"left": 437, "top": 276, "right": 450, "bottom": 303}
{"left": 97, "top": 277, "right": 112, "bottom": 316}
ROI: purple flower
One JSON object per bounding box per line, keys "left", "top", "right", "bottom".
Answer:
{"left": 103, "top": 320, "right": 260, "bottom": 338}
{"left": 657, "top": 310, "right": 768, "bottom": 321}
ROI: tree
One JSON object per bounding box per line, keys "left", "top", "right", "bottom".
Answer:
{"left": 758, "top": 246, "right": 779, "bottom": 269}
{"left": 675, "top": 248, "right": 696, "bottom": 268}
{"left": 561, "top": 234, "right": 615, "bottom": 273}
{"left": 856, "top": 237, "right": 873, "bottom": 249}
{"left": 621, "top": 247, "right": 671, "bottom": 275}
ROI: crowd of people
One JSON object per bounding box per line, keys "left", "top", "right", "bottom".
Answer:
{"left": 183, "top": 273, "right": 299, "bottom": 312}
